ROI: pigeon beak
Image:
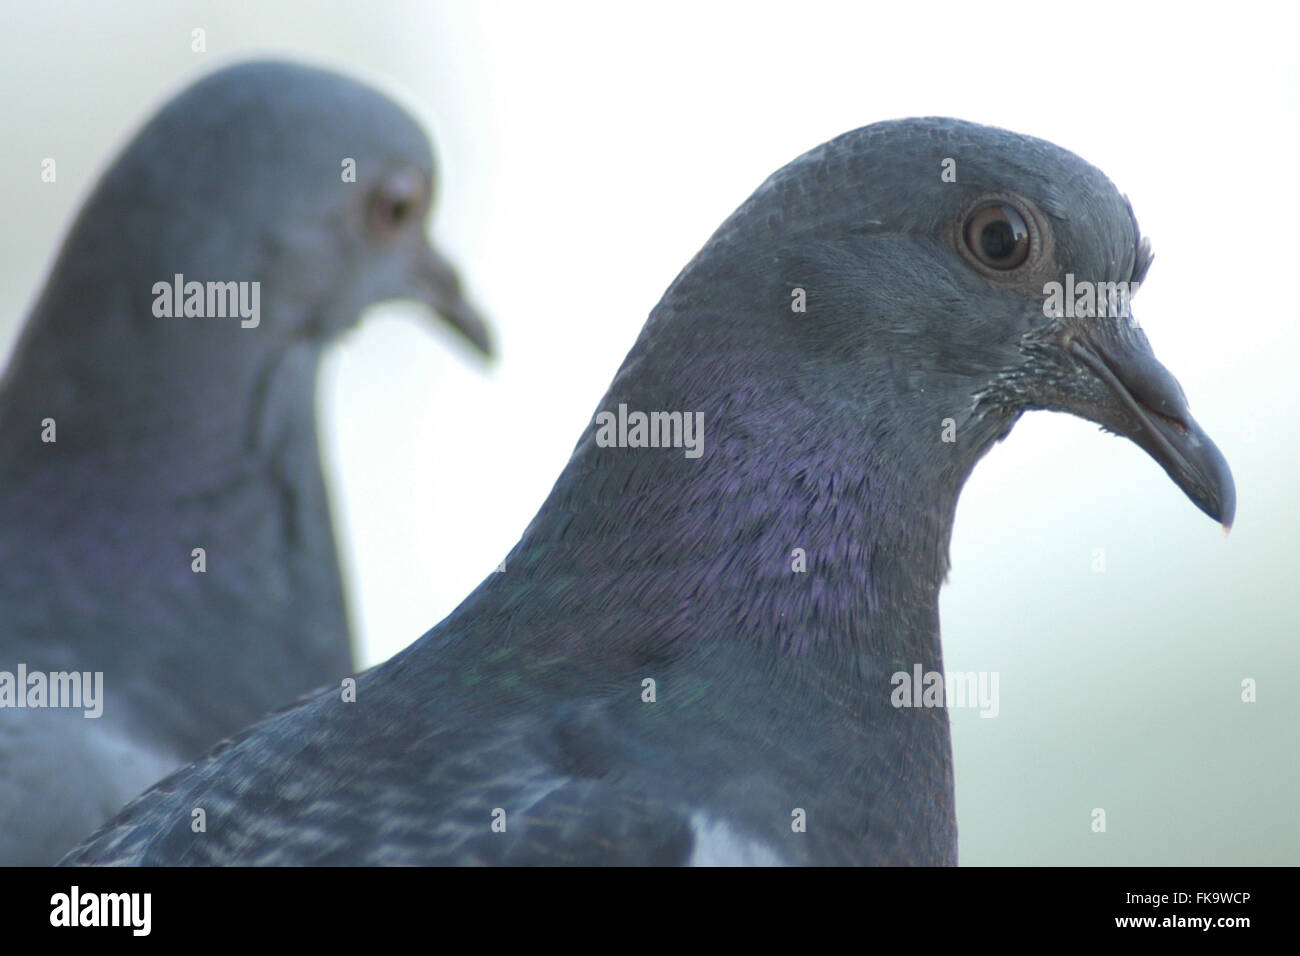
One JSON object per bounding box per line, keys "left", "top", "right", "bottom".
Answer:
{"left": 1063, "top": 329, "right": 1235, "bottom": 529}
{"left": 410, "top": 240, "right": 494, "bottom": 357}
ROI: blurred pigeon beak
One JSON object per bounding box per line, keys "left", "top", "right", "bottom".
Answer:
{"left": 1065, "top": 331, "right": 1235, "bottom": 529}
{"left": 411, "top": 240, "right": 493, "bottom": 357}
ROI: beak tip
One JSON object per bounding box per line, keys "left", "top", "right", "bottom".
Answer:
{"left": 1203, "top": 443, "right": 1236, "bottom": 532}
{"left": 1217, "top": 488, "right": 1236, "bottom": 534}
{"left": 1188, "top": 458, "right": 1234, "bottom": 531}
{"left": 465, "top": 322, "right": 495, "bottom": 360}
{"left": 435, "top": 300, "right": 494, "bottom": 361}
{"left": 415, "top": 242, "right": 494, "bottom": 362}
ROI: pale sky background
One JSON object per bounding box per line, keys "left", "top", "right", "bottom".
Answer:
{"left": 1, "top": 0, "right": 1295, "bottom": 864}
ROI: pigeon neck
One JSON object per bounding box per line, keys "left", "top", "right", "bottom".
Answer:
{"left": 0, "top": 298, "right": 324, "bottom": 498}
{"left": 501, "top": 337, "right": 1007, "bottom": 670}
{"left": 0, "top": 304, "right": 351, "bottom": 740}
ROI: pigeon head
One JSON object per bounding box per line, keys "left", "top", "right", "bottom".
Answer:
{"left": 775, "top": 118, "right": 1235, "bottom": 527}
{"left": 1, "top": 60, "right": 489, "bottom": 454}
{"left": 658, "top": 117, "right": 1233, "bottom": 525}
{"left": 108, "top": 59, "right": 488, "bottom": 352}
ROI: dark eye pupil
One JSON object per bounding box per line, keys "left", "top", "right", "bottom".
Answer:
{"left": 980, "top": 220, "right": 1018, "bottom": 259}
{"left": 367, "top": 188, "right": 421, "bottom": 237}
{"left": 964, "top": 202, "right": 1031, "bottom": 270}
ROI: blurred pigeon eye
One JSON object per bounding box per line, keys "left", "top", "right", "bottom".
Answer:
{"left": 367, "top": 170, "right": 426, "bottom": 236}
{"left": 963, "top": 202, "right": 1031, "bottom": 270}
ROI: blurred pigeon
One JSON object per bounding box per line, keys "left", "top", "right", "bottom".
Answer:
{"left": 64, "top": 118, "right": 1232, "bottom": 866}
{"left": 0, "top": 60, "right": 490, "bottom": 865}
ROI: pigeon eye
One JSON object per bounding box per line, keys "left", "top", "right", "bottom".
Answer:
{"left": 366, "top": 171, "right": 426, "bottom": 237}
{"left": 963, "top": 202, "right": 1031, "bottom": 270}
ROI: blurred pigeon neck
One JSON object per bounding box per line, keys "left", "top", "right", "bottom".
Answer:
{"left": 0, "top": 302, "right": 323, "bottom": 499}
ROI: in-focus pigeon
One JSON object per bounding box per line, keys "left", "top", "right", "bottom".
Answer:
{"left": 63, "top": 118, "right": 1232, "bottom": 866}
{"left": 0, "top": 60, "right": 491, "bottom": 865}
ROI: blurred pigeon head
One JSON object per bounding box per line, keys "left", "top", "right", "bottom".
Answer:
{"left": 7, "top": 60, "right": 490, "bottom": 434}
